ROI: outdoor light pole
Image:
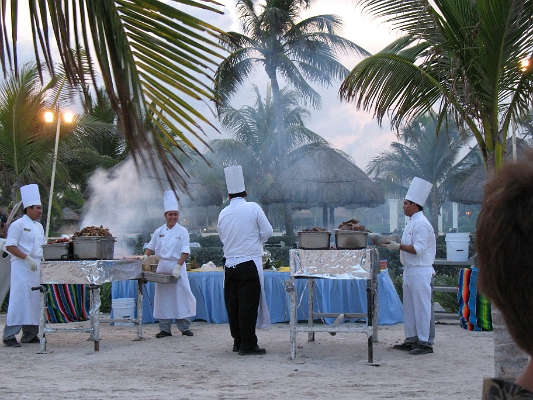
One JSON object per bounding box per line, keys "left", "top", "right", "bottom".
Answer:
{"left": 44, "top": 109, "right": 73, "bottom": 241}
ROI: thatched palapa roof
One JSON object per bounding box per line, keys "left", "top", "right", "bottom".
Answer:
{"left": 449, "top": 165, "right": 487, "bottom": 205}
{"left": 260, "top": 148, "right": 384, "bottom": 208}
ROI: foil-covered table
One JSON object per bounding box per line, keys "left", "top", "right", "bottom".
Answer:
{"left": 37, "top": 259, "right": 143, "bottom": 353}
{"left": 288, "top": 249, "right": 380, "bottom": 363}
{"left": 41, "top": 259, "right": 142, "bottom": 285}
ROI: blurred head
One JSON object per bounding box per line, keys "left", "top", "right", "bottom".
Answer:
{"left": 476, "top": 150, "right": 533, "bottom": 356}
{"left": 165, "top": 210, "right": 179, "bottom": 229}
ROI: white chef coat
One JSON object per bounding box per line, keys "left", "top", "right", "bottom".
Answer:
{"left": 400, "top": 210, "right": 436, "bottom": 343}
{"left": 146, "top": 223, "right": 196, "bottom": 320}
{"left": 218, "top": 197, "right": 273, "bottom": 328}
{"left": 400, "top": 211, "right": 436, "bottom": 268}
{"left": 5, "top": 214, "right": 45, "bottom": 326}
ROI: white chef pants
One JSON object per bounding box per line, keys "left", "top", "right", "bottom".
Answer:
{"left": 402, "top": 266, "right": 434, "bottom": 345}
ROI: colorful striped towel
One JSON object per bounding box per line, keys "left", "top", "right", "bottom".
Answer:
{"left": 457, "top": 268, "right": 492, "bottom": 331}
{"left": 458, "top": 268, "right": 473, "bottom": 330}
{"left": 44, "top": 284, "right": 89, "bottom": 323}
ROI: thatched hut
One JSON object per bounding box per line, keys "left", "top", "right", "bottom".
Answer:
{"left": 451, "top": 142, "right": 531, "bottom": 205}
{"left": 260, "top": 148, "right": 384, "bottom": 231}
{"left": 449, "top": 165, "right": 487, "bottom": 205}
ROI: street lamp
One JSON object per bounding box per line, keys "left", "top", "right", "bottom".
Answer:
{"left": 44, "top": 110, "right": 73, "bottom": 240}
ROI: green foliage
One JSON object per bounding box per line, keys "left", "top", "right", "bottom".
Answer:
{"left": 3, "top": 2, "right": 226, "bottom": 183}
{"left": 433, "top": 275, "right": 460, "bottom": 313}
{"left": 193, "top": 235, "right": 223, "bottom": 248}
{"left": 99, "top": 282, "right": 112, "bottom": 313}
{"left": 267, "top": 236, "right": 298, "bottom": 247}
{"left": 1, "top": 290, "right": 8, "bottom": 312}
{"left": 190, "top": 247, "right": 224, "bottom": 267}
{"left": 340, "top": 0, "right": 533, "bottom": 170}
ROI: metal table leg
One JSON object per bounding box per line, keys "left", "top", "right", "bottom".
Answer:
{"left": 135, "top": 279, "right": 143, "bottom": 340}
{"left": 308, "top": 278, "right": 315, "bottom": 342}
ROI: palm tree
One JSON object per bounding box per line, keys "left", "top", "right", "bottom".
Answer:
{"left": 340, "top": 0, "right": 533, "bottom": 380}
{"left": 340, "top": 0, "right": 533, "bottom": 171}
{"left": 0, "top": 1, "right": 226, "bottom": 187}
{"left": 0, "top": 64, "right": 66, "bottom": 205}
{"left": 366, "top": 112, "right": 467, "bottom": 234}
{"left": 214, "top": 0, "right": 370, "bottom": 234}
{"left": 212, "top": 84, "right": 329, "bottom": 202}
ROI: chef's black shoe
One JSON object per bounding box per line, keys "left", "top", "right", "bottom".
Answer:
{"left": 3, "top": 338, "right": 21, "bottom": 347}
{"left": 155, "top": 331, "right": 172, "bottom": 338}
{"left": 392, "top": 342, "right": 414, "bottom": 351}
{"left": 409, "top": 345, "right": 433, "bottom": 355}
{"left": 181, "top": 330, "right": 194, "bottom": 336}
{"left": 238, "top": 346, "right": 266, "bottom": 356}
{"left": 21, "top": 336, "right": 40, "bottom": 344}
{"left": 233, "top": 345, "right": 239, "bottom": 352}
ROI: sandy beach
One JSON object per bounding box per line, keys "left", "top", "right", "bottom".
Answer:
{"left": 0, "top": 315, "right": 493, "bottom": 400}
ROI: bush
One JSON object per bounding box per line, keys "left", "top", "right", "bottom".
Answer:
{"left": 192, "top": 235, "right": 223, "bottom": 248}
{"left": 190, "top": 247, "right": 224, "bottom": 267}
{"left": 267, "top": 235, "right": 298, "bottom": 247}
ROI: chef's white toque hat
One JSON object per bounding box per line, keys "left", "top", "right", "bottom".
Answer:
{"left": 405, "top": 177, "right": 433, "bottom": 206}
{"left": 224, "top": 165, "right": 245, "bottom": 194}
{"left": 163, "top": 190, "right": 179, "bottom": 212}
{"left": 20, "top": 184, "right": 41, "bottom": 208}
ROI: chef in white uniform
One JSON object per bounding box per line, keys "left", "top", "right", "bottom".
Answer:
{"left": 382, "top": 177, "right": 436, "bottom": 355}
{"left": 143, "top": 190, "right": 196, "bottom": 338}
{"left": 217, "top": 165, "right": 272, "bottom": 355}
{"left": 2, "top": 184, "right": 45, "bottom": 347}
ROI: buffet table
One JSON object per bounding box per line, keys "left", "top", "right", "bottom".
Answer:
{"left": 112, "top": 266, "right": 403, "bottom": 326}
{"left": 39, "top": 259, "right": 143, "bottom": 352}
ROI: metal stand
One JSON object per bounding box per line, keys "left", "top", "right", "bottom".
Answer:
{"left": 288, "top": 248, "right": 380, "bottom": 363}
{"left": 36, "top": 279, "right": 144, "bottom": 353}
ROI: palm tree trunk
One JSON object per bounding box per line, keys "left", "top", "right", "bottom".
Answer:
{"left": 269, "top": 73, "right": 294, "bottom": 236}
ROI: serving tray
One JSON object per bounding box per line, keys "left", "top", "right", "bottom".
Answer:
{"left": 141, "top": 272, "right": 177, "bottom": 284}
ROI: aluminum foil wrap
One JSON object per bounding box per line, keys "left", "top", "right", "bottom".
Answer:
{"left": 289, "top": 249, "right": 372, "bottom": 279}
{"left": 40, "top": 259, "right": 142, "bottom": 285}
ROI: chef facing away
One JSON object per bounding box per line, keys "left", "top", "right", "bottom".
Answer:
{"left": 143, "top": 190, "right": 196, "bottom": 338}
{"left": 217, "top": 165, "right": 273, "bottom": 355}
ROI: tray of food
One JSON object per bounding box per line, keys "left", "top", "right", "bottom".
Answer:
{"left": 141, "top": 272, "right": 177, "bottom": 284}
{"left": 42, "top": 241, "right": 71, "bottom": 260}
{"left": 297, "top": 227, "right": 331, "bottom": 250}
{"left": 71, "top": 226, "right": 116, "bottom": 259}
{"left": 335, "top": 219, "right": 370, "bottom": 249}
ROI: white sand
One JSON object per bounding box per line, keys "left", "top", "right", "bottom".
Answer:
{"left": 0, "top": 315, "right": 493, "bottom": 400}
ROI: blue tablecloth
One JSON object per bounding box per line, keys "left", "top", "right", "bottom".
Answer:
{"left": 112, "top": 269, "right": 403, "bottom": 325}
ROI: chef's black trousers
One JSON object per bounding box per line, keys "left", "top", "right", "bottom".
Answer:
{"left": 224, "top": 261, "right": 260, "bottom": 352}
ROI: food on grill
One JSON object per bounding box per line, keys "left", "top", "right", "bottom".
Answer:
{"left": 73, "top": 225, "right": 112, "bottom": 237}
{"left": 301, "top": 227, "right": 327, "bottom": 232}
{"left": 337, "top": 219, "right": 368, "bottom": 232}
{"left": 48, "top": 237, "right": 71, "bottom": 244}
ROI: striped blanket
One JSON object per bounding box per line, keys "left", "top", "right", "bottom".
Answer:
{"left": 44, "top": 284, "right": 89, "bottom": 323}
{"left": 457, "top": 267, "right": 492, "bottom": 331}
